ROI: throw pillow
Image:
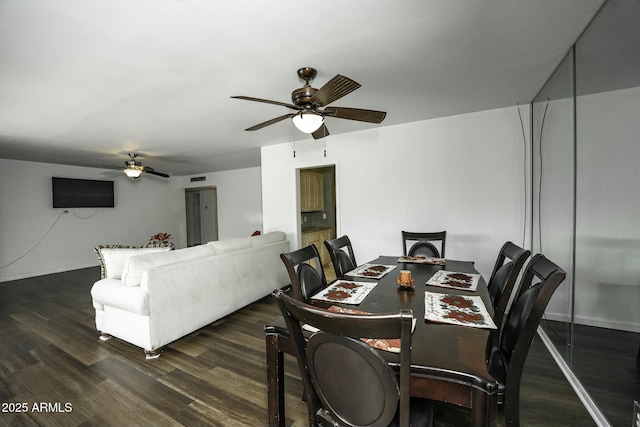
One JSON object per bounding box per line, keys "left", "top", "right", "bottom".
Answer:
{"left": 95, "top": 244, "right": 174, "bottom": 279}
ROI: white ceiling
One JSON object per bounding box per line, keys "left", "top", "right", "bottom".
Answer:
{"left": 0, "top": 0, "right": 605, "bottom": 176}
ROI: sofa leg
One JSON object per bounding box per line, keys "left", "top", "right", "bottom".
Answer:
{"left": 99, "top": 333, "right": 112, "bottom": 341}
{"left": 145, "top": 349, "right": 162, "bottom": 360}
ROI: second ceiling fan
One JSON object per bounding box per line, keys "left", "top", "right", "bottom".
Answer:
{"left": 231, "top": 67, "right": 386, "bottom": 139}
{"left": 123, "top": 153, "right": 170, "bottom": 179}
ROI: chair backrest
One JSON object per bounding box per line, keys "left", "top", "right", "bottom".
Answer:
{"left": 487, "top": 254, "right": 566, "bottom": 427}
{"left": 324, "top": 235, "right": 357, "bottom": 278}
{"left": 280, "top": 245, "right": 327, "bottom": 301}
{"left": 487, "top": 241, "right": 531, "bottom": 333}
{"left": 272, "top": 289, "right": 414, "bottom": 427}
{"left": 402, "top": 231, "right": 446, "bottom": 258}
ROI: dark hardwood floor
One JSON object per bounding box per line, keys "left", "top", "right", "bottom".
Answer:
{"left": 542, "top": 319, "right": 640, "bottom": 427}
{"left": 0, "top": 267, "right": 596, "bottom": 426}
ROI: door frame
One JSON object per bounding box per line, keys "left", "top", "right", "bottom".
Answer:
{"left": 296, "top": 161, "right": 340, "bottom": 249}
{"left": 185, "top": 186, "right": 218, "bottom": 246}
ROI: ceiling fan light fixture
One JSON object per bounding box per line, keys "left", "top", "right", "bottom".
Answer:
{"left": 291, "top": 112, "right": 323, "bottom": 134}
{"left": 124, "top": 166, "right": 143, "bottom": 178}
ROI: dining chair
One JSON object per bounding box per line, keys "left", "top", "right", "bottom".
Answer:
{"left": 272, "top": 289, "right": 433, "bottom": 427}
{"left": 280, "top": 244, "right": 328, "bottom": 301}
{"left": 487, "top": 254, "right": 566, "bottom": 427}
{"left": 324, "top": 235, "right": 357, "bottom": 279}
{"left": 401, "top": 231, "right": 446, "bottom": 258}
{"left": 487, "top": 241, "right": 531, "bottom": 337}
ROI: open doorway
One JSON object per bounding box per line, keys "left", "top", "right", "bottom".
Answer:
{"left": 185, "top": 187, "right": 218, "bottom": 246}
{"left": 299, "top": 165, "right": 337, "bottom": 268}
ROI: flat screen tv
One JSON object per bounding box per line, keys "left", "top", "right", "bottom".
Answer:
{"left": 52, "top": 177, "right": 115, "bottom": 208}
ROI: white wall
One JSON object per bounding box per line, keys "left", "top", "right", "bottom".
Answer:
{"left": 180, "top": 167, "right": 262, "bottom": 240}
{"left": 532, "top": 86, "right": 640, "bottom": 332}
{"left": 0, "top": 159, "right": 186, "bottom": 282}
{"left": 262, "top": 106, "right": 531, "bottom": 280}
{"left": 574, "top": 86, "right": 640, "bottom": 332}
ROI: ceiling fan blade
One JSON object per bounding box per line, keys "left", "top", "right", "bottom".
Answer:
{"left": 312, "top": 123, "right": 330, "bottom": 140}
{"left": 142, "top": 167, "right": 170, "bottom": 178}
{"left": 323, "top": 106, "right": 386, "bottom": 124}
{"left": 100, "top": 169, "right": 123, "bottom": 176}
{"left": 245, "top": 113, "right": 295, "bottom": 131}
{"left": 231, "top": 96, "right": 298, "bottom": 110}
{"left": 311, "top": 75, "right": 361, "bottom": 107}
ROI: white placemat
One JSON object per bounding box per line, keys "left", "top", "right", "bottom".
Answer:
{"left": 424, "top": 291, "right": 496, "bottom": 329}
{"left": 398, "top": 255, "right": 445, "bottom": 265}
{"left": 426, "top": 270, "right": 481, "bottom": 292}
{"left": 311, "top": 280, "right": 377, "bottom": 305}
{"left": 345, "top": 263, "right": 396, "bottom": 279}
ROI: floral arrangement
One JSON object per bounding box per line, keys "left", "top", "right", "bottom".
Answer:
{"left": 149, "top": 232, "right": 172, "bottom": 244}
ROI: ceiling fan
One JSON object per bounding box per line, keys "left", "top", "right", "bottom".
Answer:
{"left": 231, "top": 67, "right": 386, "bottom": 139}
{"left": 123, "top": 153, "right": 170, "bottom": 179}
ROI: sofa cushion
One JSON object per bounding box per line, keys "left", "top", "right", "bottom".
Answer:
{"left": 250, "top": 231, "right": 286, "bottom": 247}
{"left": 91, "top": 278, "right": 149, "bottom": 315}
{"left": 121, "top": 245, "right": 215, "bottom": 287}
{"left": 207, "top": 237, "right": 252, "bottom": 254}
{"left": 95, "top": 245, "right": 173, "bottom": 279}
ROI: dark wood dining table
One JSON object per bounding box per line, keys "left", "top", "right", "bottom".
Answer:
{"left": 264, "top": 256, "right": 500, "bottom": 427}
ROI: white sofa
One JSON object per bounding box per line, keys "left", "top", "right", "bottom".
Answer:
{"left": 90, "top": 232, "right": 290, "bottom": 358}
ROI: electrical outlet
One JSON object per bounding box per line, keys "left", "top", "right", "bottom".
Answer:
{"left": 303, "top": 216, "right": 307, "bottom": 223}
{"left": 322, "top": 213, "right": 326, "bottom": 219}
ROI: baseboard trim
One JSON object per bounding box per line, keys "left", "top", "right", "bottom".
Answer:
{"left": 537, "top": 327, "right": 612, "bottom": 427}
{"left": 0, "top": 265, "right": 99, "bottom": 283}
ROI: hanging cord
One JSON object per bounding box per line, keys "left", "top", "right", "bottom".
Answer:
{"left": 535, "top": 98, "right": 567, "bottom": 345}
{"left": 516, "top": 103, "right": 527, "bottom": 248}
{"left": 72, "top": 207, "right": 100, "bottom": 219}
{"left": 537, "top": 99, "right": 550, "bottom": 253}
{"left": 291, "top": 121, "right": 297, "bottom": 158}
{"left": 0, "top": 210, "right": 67, "bottom": 269}
{"left": 323, "top": 130, "right": 327, "bottom": 157}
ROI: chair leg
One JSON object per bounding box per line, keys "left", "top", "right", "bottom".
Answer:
{"left": 145, "top": 349, "right": 162, "bottom": 360}
{"left": 503, "top": 389, "right": 520, "bottom": 427}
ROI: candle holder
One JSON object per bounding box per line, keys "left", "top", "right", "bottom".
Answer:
{"left": 397, "top": 269, "right": 415, "bottom": 290}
